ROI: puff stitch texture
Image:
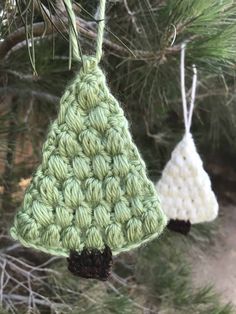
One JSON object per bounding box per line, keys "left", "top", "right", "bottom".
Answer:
{"left": 11, "top": 57, "right": 167, "bottom": 256}
{"left": 156, "top": 132, "right": 218, "bottom": 224}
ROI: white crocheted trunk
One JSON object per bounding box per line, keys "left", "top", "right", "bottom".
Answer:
{"left": 156, "top": 133, "right": 218, "bottom": 224}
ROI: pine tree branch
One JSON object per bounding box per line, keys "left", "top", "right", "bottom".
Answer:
{"left": 0, "top": 17, "right": 183, "bottom": 61}
{"left": 2, "top": 293, "right": 68, "bottom": 309}
{"left": 0, "top": 87, "right": 59, "bottom": 103}
{"left": 2, "top": 69, "right": 38, "bottom": 81}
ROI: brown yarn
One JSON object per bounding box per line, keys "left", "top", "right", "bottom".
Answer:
{"left": 67, "top": 245, "right": 113, "bottom": 280}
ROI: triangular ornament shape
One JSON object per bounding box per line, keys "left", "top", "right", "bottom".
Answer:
{"left": 11, "top": 57, "right": 167, "bottom": 259}
{"left": 156, "top": 132, "right": 218, "bottom": 224}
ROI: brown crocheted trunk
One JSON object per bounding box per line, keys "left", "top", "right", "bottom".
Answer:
{"left": 67, "top": 246, "right": 113, "bottom": 280}
{"left": 167, "top": 219, "right": 191, "bottom": 235}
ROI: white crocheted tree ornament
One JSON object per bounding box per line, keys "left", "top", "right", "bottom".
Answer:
{"left": 156, "top": 44, "right": 218, "bottom": 232}
{"left": 156, "top": 132, "right": 218, "bottom": 224}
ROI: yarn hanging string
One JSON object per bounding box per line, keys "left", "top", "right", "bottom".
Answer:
{"left": 95, "top": 0, "right": 106, "bottom": 63}
{"left": 180, "top": 43, "right": 198, "bottom": 134}
{"left": 63, "top": 0, "right": 81, "bottom": 68}
{"left": 166, "top": 44, "right": 198, "bottom": 235}
{"left": 63, "top": 0, "right": 106, "bottom": 67}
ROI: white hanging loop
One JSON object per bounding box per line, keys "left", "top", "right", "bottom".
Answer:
{"left": 156, "top": 43, "right": 218, "bottom": 226}
{"left": 180, "top": 43, "right": 198, "bottom": 134}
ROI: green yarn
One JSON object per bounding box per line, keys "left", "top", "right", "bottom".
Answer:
{"left": 95, "top": 0, "right": 106, "bottom": 63}
{"left": 64, "top": 0, "right": 80, "bottom": 64}
{"left": 10, "top": 0, "right": 167, "bottom": 258}
{"left": 10, "top": 57, "right": 167, "bottom": 256}
{"left": 63, "top": 0, "right": 105, "bottom": 65}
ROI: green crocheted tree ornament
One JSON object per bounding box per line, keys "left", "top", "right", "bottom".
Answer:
{"left": 10, "top": 0, "right": 167, "bottom": 281}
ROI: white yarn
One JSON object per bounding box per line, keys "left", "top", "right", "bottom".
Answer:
{"left": 156, "top": 133, "right": 219, "bottom": 223}
{"left": 156, "top": 43, "right": 218, "bottom": 224}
